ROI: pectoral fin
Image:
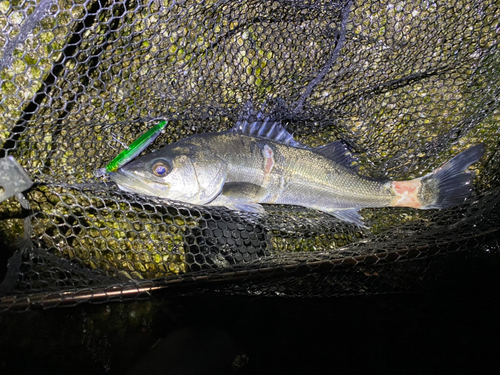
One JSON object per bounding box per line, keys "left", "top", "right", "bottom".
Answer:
{"left": 223, "top": 202, "right": 266, "bottom": 214}
{"left": 208, "top": 182, "right": 268, "bottom": 214}
{"left": 221, "top": 182, "right": 267, "bottom": 200}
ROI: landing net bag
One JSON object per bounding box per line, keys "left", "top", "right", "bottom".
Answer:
{"left": 0, "top": 0, "right": 499, "bottom": 311}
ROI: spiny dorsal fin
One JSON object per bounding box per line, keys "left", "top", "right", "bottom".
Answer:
{"left": 313, "top": 140, "right": 358, "bottom": 170}
{"left": 230, "top": 114, "right": 308, "bottom": 148}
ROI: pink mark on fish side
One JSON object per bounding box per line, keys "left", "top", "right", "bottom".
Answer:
{"left": 262, "top": 144, "right": 275, "bottom": 186}
{"left": 391, "top": 179, "right": 422, "bottom": 208}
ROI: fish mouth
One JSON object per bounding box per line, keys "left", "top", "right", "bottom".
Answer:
{"left": 108, "top": 169, "right": 167, "bottom": 197}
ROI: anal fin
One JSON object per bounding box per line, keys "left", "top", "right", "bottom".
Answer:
{"left": 324, "top": 208, "right": 366, "bottom": 227}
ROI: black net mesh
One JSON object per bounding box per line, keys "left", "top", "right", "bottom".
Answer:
{"left": 0, "top": 0, "right": 499, "bottom": 312}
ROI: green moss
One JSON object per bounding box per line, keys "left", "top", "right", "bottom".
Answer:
{"left": 0, "top": 1, "right": 9, "bottom": 13}
{"left": 29, "top": 186, "right": 190, "bottom": 279}
{"left": 23, "top": 53, "right": 38, "bottom": 66}
{"left": 0, "top": 0, "right": 498, "bottom": 274}
{"left": 1, "top": 81, "right": 16, "bottom": 95}
{"left": 0, "top": 199, "right": 24, "bottom": 249}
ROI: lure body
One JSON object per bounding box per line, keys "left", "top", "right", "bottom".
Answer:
{"left": 94, "top": 120, "right": 167, "bottom": 177}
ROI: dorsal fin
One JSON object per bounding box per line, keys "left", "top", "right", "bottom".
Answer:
{"left": 230, "top": 114, "right": 308, "bottom": 148}
{"left": 313, "top": 140, "right": 358, "bottom": 170}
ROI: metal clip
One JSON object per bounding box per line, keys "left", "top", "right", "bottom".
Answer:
{"left": 0, "top": 156, "right": 33, "bottom": 203}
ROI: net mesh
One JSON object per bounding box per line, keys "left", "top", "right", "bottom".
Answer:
{"left": 0, "top": 0, "right": 499, "bottom": 311}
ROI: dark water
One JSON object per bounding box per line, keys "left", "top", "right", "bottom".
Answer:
{"left": 1, "top": 250, "right": 499, "bottom": 375}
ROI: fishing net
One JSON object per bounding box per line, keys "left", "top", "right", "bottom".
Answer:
{"left": 0, "top": 0, "right": 499, "bottom": 311}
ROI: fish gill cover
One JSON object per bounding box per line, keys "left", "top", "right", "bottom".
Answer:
{"left": 0, "top": 0, "right": 499, "bottom": 311}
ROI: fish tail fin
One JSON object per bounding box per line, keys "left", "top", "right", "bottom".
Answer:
{"left": 391, "top": 144, "right": 485, "bottom": 209}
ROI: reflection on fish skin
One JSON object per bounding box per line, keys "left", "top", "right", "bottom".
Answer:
{"left": 109, "top": 116, "right": 485, "bottom": 227}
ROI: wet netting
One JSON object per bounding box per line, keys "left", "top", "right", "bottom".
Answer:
{"left": 0, "top": 0, "right": 499, "bottom": 311}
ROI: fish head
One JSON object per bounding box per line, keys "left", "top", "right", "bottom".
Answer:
{"left": 109, "top": 145, "right": 227, "bottom": 205}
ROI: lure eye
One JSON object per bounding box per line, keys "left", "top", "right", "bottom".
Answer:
{"left": 152, "top": 161, "right": 170, "bottom": 177}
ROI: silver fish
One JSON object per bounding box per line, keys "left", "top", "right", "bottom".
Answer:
{"left": 109, "top": 117, "right": 485, "bottom": 226}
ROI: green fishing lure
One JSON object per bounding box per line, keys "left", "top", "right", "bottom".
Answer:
{"left": 95, "top": 120, "right": 167, "bottom": 177}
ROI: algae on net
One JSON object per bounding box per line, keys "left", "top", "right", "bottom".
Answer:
{"left": 0, "top": 0, "right": 498, "bottom": 305}
{"left": 30, "top": 185, "right": 190, "bottom": 279}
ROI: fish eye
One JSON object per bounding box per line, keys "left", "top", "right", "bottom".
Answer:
{"left": 152, "top": 161, "right": 170, "bottom": 177}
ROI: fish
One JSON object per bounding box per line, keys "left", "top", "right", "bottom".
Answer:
{"left": 109, "top": 115, "right": 485, "bottom": 226}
